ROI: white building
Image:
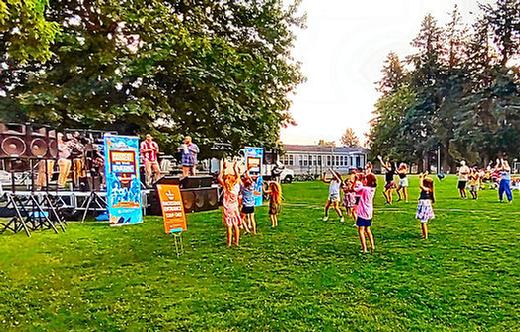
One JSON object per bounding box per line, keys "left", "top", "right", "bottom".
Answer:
{"left": 281, "top": 145, "right": 369, "bottom": 175}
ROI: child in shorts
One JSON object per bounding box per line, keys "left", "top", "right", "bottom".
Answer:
{"left": 468, "top": 167, "right": 480, "bottom": 200}
{"left": 353, "top": 172, "right": 377, "bottom": 253}
{"left": 240, "top": 170, "right": 257, "bottom": 235}
{"left": 322, "top": 169, "right": 344, "bottom": 222}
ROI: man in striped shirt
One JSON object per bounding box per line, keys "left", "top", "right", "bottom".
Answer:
{"left": 141, "top": 134, "right": 161, "bottom": 186}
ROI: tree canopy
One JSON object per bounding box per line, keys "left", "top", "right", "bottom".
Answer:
{"left": 368, "top": 0, "right": 520, "bottom": 171}
{"left": 340, "top": 128, "right": 360, "bottom": 147}
{"left": 0, "top": 0, "right": 305, "bottom": 157}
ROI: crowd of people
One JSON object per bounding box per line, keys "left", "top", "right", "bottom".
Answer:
{"left": 456, "top": 158, "right": 515, "bottom": 203}
{"left": 318, "top": 160, "right": 435, "bottom": 254}
{"left": 216, "top": 153, "right": 518, "bottom": 252}
{"left": 218, "top": 160, "right": 283, "bottom": 247}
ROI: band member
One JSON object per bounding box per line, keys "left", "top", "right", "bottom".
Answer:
{"left": 140, "top": 134, "right": 161, "bottom": 186}
{"left": 179, "top": 136, "right": 200, "bottom": 177}
{"left": 57, "top": 133, "right": 72, "bottom": 188}
{"left": 36, "top": 159, "right": 55, "bottom": 190}
{"left": 69, "top": 131, "right": 85, "bottom": 187}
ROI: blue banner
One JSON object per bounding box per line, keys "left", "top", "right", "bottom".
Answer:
{"left": 244, "top": 147, "right": 263, "bottom": 207}
{"left": 104, "top": 135, "right": 143, "bottom": 226}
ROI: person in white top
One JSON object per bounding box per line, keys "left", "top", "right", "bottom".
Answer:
{"left": 322, "top": 169, "right": 344, "bottom": 223}
{"left": 457, "top": 160, "right": 470, "bottom": 199}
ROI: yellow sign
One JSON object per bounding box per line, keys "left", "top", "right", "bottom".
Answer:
{"left": 156, "top": 184, "right": 187, "bottom": 233}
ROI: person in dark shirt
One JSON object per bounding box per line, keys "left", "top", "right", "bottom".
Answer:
{"left": 378, "top": 155, "right": 396, "bottom": 205}
{"left": 416, "top": 172, "right": 435, "bottom": 239}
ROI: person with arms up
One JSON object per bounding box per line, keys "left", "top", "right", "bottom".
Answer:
{"left": 416, "top": 172, "right": 435, "bottom": 239}
{"left": 322, "top": 169, "right": 344, "bottom": 223}
{"left": 496, "top": 157, "right": 513, "bottom": 203}
{"left": 353, "top": 170, "right": 377, "bottom": 254}
{"left": 140, "top": 134, "right": 161, "bottom": 187}
{"left": 179, "top": 136, "right": 200, "bottom": 177}
{"left": 378, "top": 155, "right": 396, "bottom": 205}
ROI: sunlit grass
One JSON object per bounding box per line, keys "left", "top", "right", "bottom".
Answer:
{"left": 1, "top": 175, "right": 519, "bottom": 330}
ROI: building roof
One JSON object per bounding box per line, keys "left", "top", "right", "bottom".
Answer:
{"left": 284, "top": 144, "right": 368, "bottom": 154}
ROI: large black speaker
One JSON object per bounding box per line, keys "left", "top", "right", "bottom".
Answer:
{"left": 181, "top": 187, "right": 219, "bottom": 213}
{"left": 155, "top": 176, "right": 182, "bottom": 186}
{"left": 181, "top": 175, "right": 213, "bottom": 188}
{"left": 147, "top": 187, "right": 220, "bottom": 216}
{"left": 155, "top": 175, "right": 214, "bottom": 189}
{"left": 0, "top": 123, "right": 27, "bottom": 157}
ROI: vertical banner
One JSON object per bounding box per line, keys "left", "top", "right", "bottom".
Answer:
{"left": 104, "top": 135, "right": 143, "bottom": 226}
{"left": 156, "top": 184, "right": 187, "bottom": 233}
{"left": 244, "top": 147, "right": 264, "bottom": 207}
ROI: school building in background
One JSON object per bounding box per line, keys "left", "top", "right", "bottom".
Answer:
{"left": 281, "top": 145, "right": 369, "bottom": 175}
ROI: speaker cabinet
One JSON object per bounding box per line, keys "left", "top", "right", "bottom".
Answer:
{"left": 181, "top": 187, "right": 219, "bottom": 213}
{"left": 0, "top": 123, "right": 27, "bottom": 157}
{"left": 47, "top": 129, "right": 58, "bottom": 158}
{"left": 155, "top": 176, "right": 182, "bottom": 186}
{"left": 27, "top": 124, "right": 49, "bottom": 158}
{"left": 181, "top": 175, "right": 213, "bottom": 188}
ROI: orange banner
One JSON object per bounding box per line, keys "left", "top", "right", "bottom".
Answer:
{"left": 156, "top": 184, "right": 187, "bottom": 233}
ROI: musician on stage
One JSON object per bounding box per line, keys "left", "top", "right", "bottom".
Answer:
{"left": 57, "top": 133, "right": 72, "bottom": 188}
{"left": 179, "top": 136, "right": 200, "bottom": 177}
{"left": 69, "top": 131, "right": 85, "bottom": 187}
{"left": 140, "top": 134, "right": 161, "bottom": 186}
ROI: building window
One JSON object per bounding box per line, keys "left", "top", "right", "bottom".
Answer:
{"left": 289, "top": 155, "right": 294, "bottom": 166}
{"left": 318, "top": 156, "right": 322, "bottom": 166}
{"left": 356, "top": 155, "right": 361, "bottom": 167}
{"left": 350, "top": 156, "right": 353, "bottom": 166}
{"left": 340, "top": 156, "right": 344, "bottom": 166}
{"left": 299, "top": 155, "right": 303, "bottom": 166}
{"left": 303, "top": 155, "right": 308, "bottom": 166}
{"left": 327, "top": 156, "right": 331, "bottom": 166}
{"left": 336, "top": 156, "right": 339, "bottom": 165}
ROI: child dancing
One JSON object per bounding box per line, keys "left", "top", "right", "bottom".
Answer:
{"left": 468, "top": 167, "right": 480, "bottom": 200}
{"left": 322, "top": 169, "right": 344, "bottom": 222}
{"left": 396, "top": 162, "right": 409, "bottom": 202}
{"left": 218, "top": 160, "right": 241, "bottom": 247}
{"left": 416, "top": 172, "right": 435, "bottom": 239}
{"left": 240, "top": 169, "right": 257, "bottom": 235}
{"left": 342, "top": 178, "right": 357, "bottom": 223}
{"left": 264, "top": 181, "right": 283, "bottom": 227}
{"left": 378, "top": 155, "right": 396, "bottom": 205}
{"left": 353, "top": 172, "right": 377, "bottom": 254}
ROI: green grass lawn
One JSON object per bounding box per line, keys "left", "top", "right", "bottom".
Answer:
{"left": 1, "top": 175, "right": 519, "bottom": 331}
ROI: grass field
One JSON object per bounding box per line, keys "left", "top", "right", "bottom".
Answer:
{"left": 1, "top": 175, "right": 519, "bottom": 331}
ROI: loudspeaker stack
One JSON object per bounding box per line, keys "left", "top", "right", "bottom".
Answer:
{"left": 151, "top": 175, "right": 220, "bottom": 214}
{"left": 0, "top": 123, "right": 58, "bottom": 159}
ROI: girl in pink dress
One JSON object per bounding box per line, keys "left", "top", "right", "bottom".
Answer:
{"left": 218, "top": 161, "right": 241, "bottom": 247}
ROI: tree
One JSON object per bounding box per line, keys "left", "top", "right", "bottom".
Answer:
{"left": 369, "top": 1, "right": 520, "bottom": 170}
{"left": 318, "top": 140, "right": 335, "bottom": 147}
{"left": 0, "top": 0, "right": 60, "bottom": 63}
{"left": 377, "top": 52, "right": 406, "bottom": 95}
{"left": 1, "top": 0, "right": 305, "bottom": 157}
{"left": 340, "top": 128, "right": 360, "bottom": 147}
